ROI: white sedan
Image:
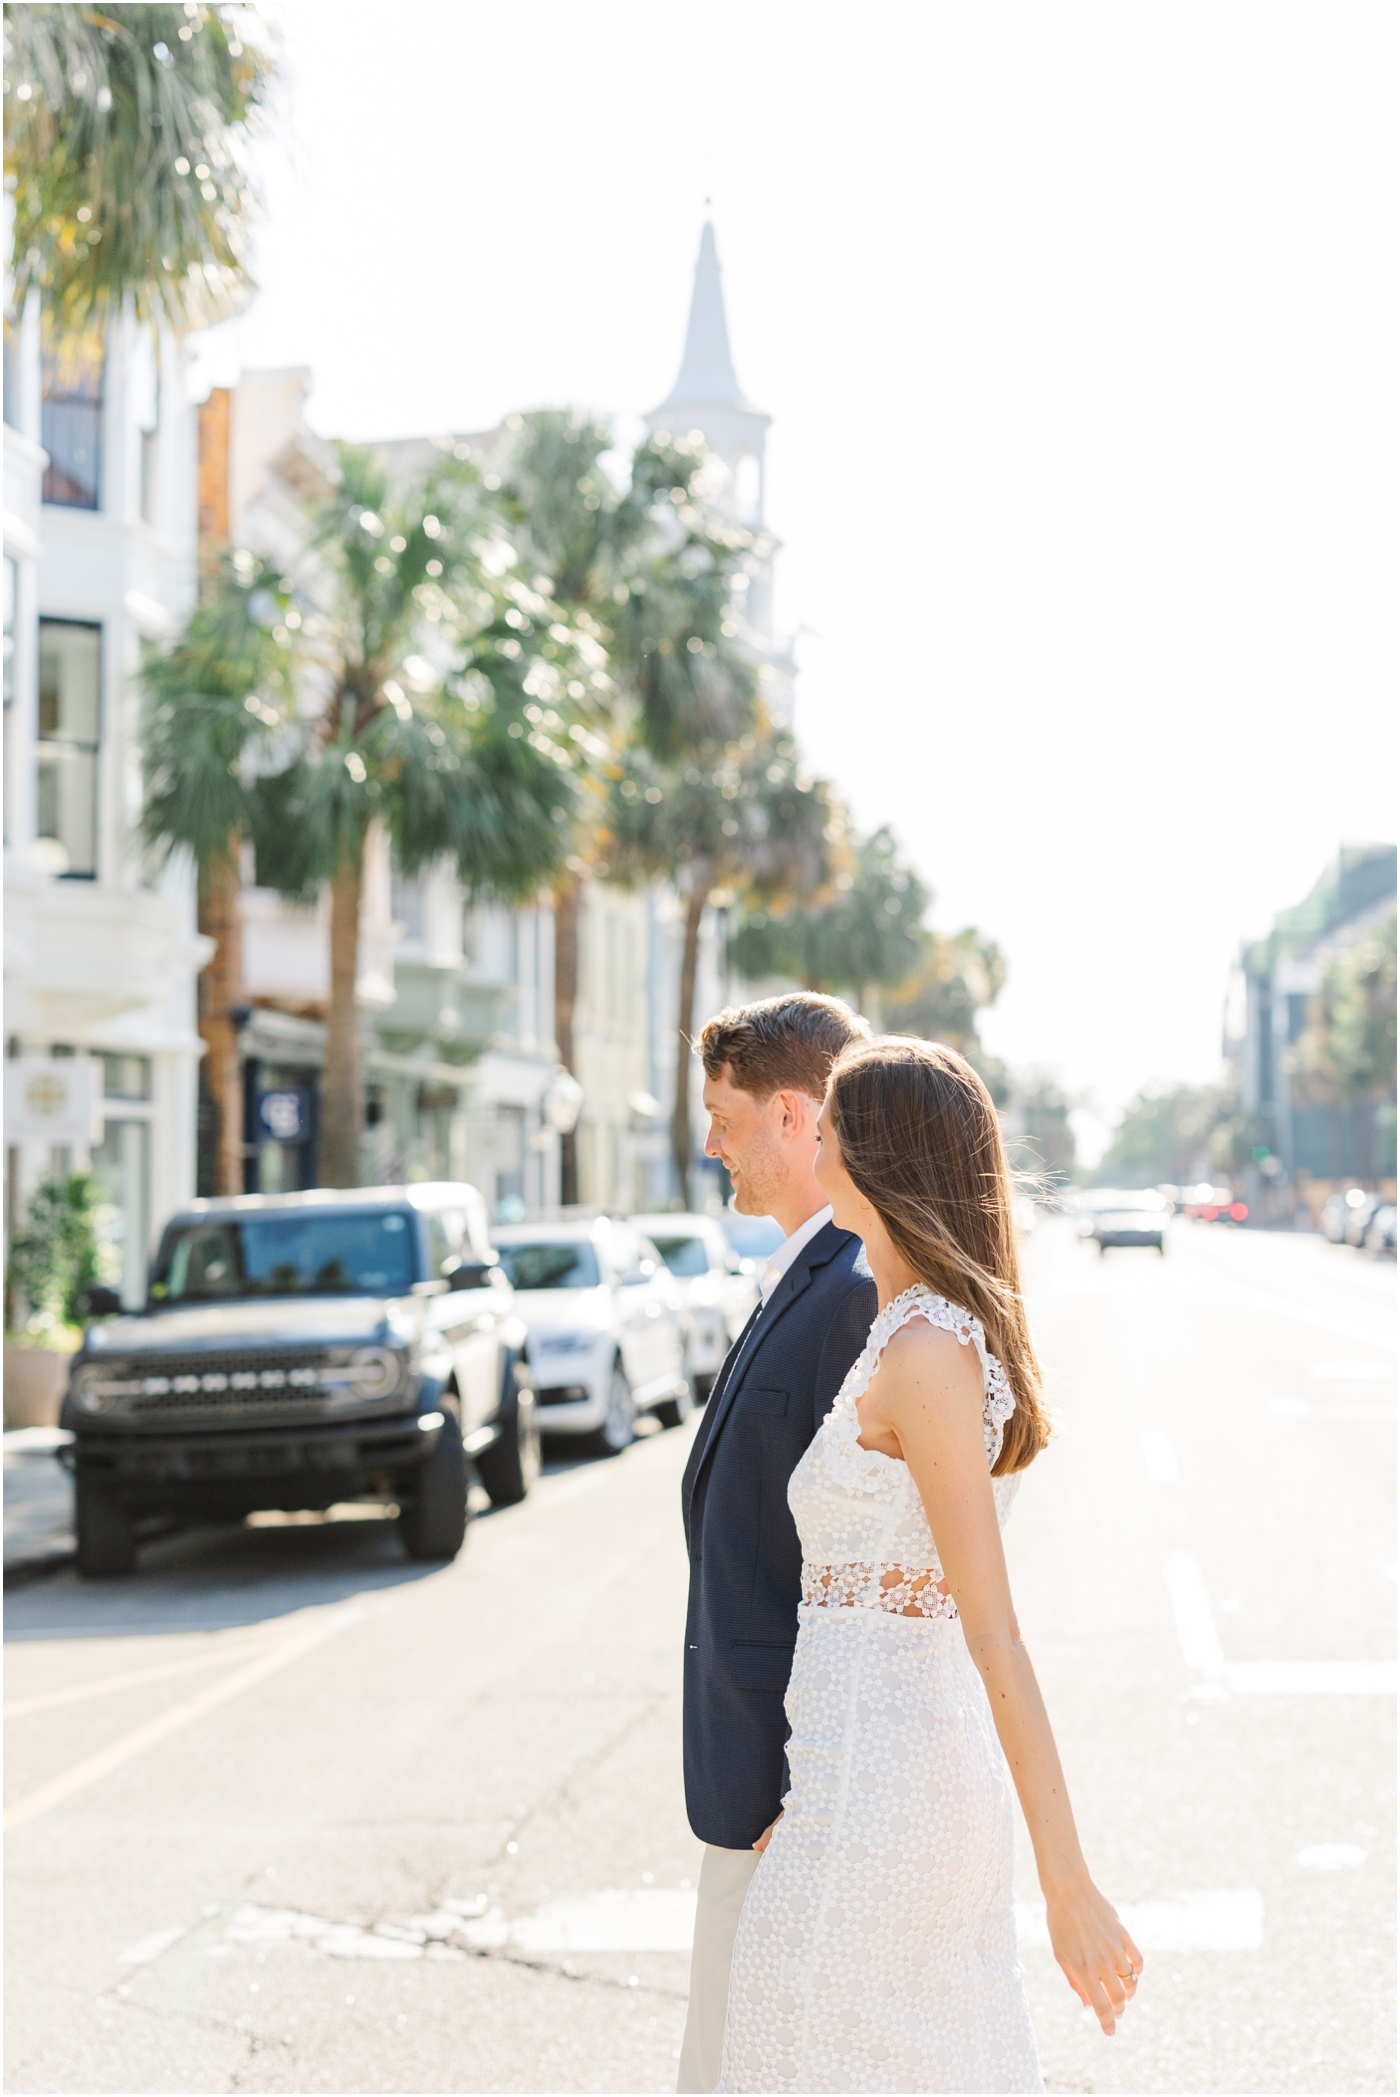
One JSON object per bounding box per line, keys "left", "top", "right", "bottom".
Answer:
{"left": 492, "top": 1217, "right": 692, "bottom": 1453}
{"left": 632, "top": 1213, "right": 761, "bottom": 1398}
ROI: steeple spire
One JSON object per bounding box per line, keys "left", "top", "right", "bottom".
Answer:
{"left": 660, "top": 221, "right": 747, "bottom": 410}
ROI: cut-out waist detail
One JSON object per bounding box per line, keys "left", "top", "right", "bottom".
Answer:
{"left": 800, "top": 1561, "right": 958, "bottom": 1620}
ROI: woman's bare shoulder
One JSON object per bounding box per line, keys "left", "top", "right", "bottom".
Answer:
{"left": 872, "top": 1313, "right": 984, "bottom": 1407}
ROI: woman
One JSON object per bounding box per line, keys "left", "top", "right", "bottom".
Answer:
{"left": 717, "top": 1038, "right": 1140, "bottom": 2095}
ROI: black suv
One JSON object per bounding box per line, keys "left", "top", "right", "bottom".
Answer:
{"left": 62, "top": 1183, "right": 537, "bottom": 1578}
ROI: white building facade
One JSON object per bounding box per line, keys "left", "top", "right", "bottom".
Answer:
{"left": 4, "top": 293, "right": 209, "bottom": 1305}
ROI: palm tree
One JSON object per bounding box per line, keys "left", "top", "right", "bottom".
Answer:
{"left": 251, "top": 445, "right": 589, "bottom": 1187}
{"left": 606, "top": 731, "right": 838, "bottom": 1203}
{"left": 4, "top": 3, "right": 272, "bottom": 334}
{"left": 140, "top": 552, "right": 297, "bottom": 1194}
{"left": 502, "top": 415, "right": 759, "bottom": 1198}
{"left": 728, "top": 823, "right": 930, "bottom": 1010}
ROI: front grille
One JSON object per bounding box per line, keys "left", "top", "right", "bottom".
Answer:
{"left": 536, "top": 1384, "right": 591, "bottom": 1407}
{"left": 73, "top": 1346, "right": 404, "bottom": 1423}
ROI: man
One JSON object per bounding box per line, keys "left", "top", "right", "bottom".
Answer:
{"left": 677, "top": 992, "right": 877, "bottom": 2094}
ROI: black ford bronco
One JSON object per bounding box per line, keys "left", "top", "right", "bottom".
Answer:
{"left": 61, "top": 1183, "right": 538, "bottom": 1577}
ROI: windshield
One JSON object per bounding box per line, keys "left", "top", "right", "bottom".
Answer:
{"left": 495, "top": 1241, "right": 601, "bottom": 1290}
{"left": 720, "top": 1213, "right": 785, "bottom": 1260}
{"left": 649, "top": 1233, "right": 712, "bottom": 1279}
{"left": 1089, "top": 1190, "right": 1166, "bottom": 1213}
{"left": 152, "top": 1211, "right": 418, "bottom": 1302}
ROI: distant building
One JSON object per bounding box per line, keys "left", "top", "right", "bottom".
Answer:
{"left": 1233, "top": 844, "right": 1397, "bottom": 1205}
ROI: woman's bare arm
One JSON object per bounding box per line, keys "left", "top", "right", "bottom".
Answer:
{"left": 860, "top": 1320, "right": 1142, "bottom": 2035}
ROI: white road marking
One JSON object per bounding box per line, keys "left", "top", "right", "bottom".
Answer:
{"left": 460, "top": 1888, "right": 697, "bottom": 1953}
{"left": 1269, "top": 1398, "right": 1396, "bottom": 1422}
{"left": 1017, "top": 1889, "right": 1262, "bottom": 1952}
{"left": 1297, "top": 1844, "right": 1367, "bottom": 1870}
{"left": 1163, "top": 1551, "right": 1225, "bottom": 1672}
{"left": 1163, "top": 1552, "right": 1396, "bottom": 1694}
{"left": 1229, "top": 1662, "right": 1396, "bottom": 1695}
{"left": 1140, "top": 1430, "right": 1180, "bottom": 1483}
{"left": 128, "top": 1889, "right": 699, "bottom": 1970}
{"left": 4, "top": 1606, "right": 361, "bottom": 1831}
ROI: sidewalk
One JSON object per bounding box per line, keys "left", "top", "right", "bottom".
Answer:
{"left": 3, "top": 1428, "right": 75, "bottom": 1579}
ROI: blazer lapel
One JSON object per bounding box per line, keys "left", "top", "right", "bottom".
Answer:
{"left": 683, "top": 1224, "right": 846, "bottom": 1524}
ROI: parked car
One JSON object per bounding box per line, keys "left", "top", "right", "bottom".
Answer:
{"left": 1364, "top": 1204, "right": 1397, "bottom": 1259}
{"left": 1077, "top": 1188, "right": 1169, "bottom": 1254}
{"left": 632, "top": 1212, "right": 761, "bottom": 1398}
{"left": 492, "top": 1217, "right": 692, "bottom": 1454}
{"left": 717, "top": 1210, "right": 785, "bottom": 1268}
{"left": 62, "top": 1183, "right": 535, "bottom": 1579}
{"left": 1319, "top": 1188, "right": 1382, "bottom": 1245}
{"left": 1345, "top": 1192, "right": 1386, "bottom": 1249}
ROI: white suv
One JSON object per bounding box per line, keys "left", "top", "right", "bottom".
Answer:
{"left": 631, "top": 1213, "right": 760, "bottom": 1398}
{"left": 492, "top": 1218, "right": 692, "bottom": 1453}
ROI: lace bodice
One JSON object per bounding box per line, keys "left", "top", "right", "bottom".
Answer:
{"left": 789, "top": 1285, "right": 1021, "bottom": 1620}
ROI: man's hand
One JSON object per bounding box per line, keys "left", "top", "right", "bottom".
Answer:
{"left": 752, "top": 1810, "right": 784, "bottom": 1855}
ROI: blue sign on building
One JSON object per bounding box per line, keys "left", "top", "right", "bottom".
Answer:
{"left": 255, "top": 1087, "right": 312, "bottom": 1145}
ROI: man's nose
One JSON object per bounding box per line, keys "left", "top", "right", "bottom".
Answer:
{"left": 703, "top": 1123, "right": 723, "bottom": 1160}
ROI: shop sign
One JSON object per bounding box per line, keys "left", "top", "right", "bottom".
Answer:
{"left": 4, "top": 1057, "right": 103, "bottom": 1143}
{"left": 256, "top": 1087, "right": 312, "bottom": 1144}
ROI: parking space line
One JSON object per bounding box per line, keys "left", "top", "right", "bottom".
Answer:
{"left": 1163, "top": 1553, "right": 1396, "bottom": 1695}
{"left": 1163, "top": 1551, "right": 1225, "bottom": 1672}
{"left": 5, "top": 1631, "right": 275, "bottom": 1718}
{"left": 3, "top": 1606, "right": 360, "bottom": 1831}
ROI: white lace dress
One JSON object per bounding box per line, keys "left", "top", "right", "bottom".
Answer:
{"left": 717, "top": 1287, "right": 1043, "bottom": 2095}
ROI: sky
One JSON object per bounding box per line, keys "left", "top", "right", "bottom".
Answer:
{"left": 191, "top": 1, "right": 1396, "bottom": 1157}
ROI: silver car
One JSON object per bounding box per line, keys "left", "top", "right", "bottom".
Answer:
{"left": 632, "top": 1213, "right": 761, "bottom": 1399}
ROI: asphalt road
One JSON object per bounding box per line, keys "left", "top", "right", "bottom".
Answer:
{"left": 4, "top": 1222, "right": 1394, "bottom": 2095}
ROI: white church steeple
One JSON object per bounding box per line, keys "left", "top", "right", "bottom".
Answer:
{"left": 660, "top": 221, "right": 747, "bottom": 410}
{"left": 646, "top": 220, "right": 793, "bottom": 725}
{"left": 647, "top": 220, "right": 771, "bottom": 528}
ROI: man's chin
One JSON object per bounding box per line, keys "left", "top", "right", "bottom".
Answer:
{"left": 728, "top": 1179, "right": 759, "bottom": 1216}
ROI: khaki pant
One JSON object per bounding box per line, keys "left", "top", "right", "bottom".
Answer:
{"left": 676, "top": 1843, "right": 761, "bottom": 2094}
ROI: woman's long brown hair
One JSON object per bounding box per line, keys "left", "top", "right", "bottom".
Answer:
{"left": 827, "top": 1035, "right": 1051, "bottom": 1475}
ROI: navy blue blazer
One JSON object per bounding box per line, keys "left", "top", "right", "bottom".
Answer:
{"left": 680, "top": 1220, "right": 877, "bottom": 1850}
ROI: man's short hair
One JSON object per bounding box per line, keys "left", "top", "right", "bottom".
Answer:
{"left": 699, "top": 992, "right": 871, "bottom": 1101}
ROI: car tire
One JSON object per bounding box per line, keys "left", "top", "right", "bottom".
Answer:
{"left": 655, "top": 1379, "right": 697, "bottom": 1430}
{"left": 1097, "top": 1240, "right": 1109, "bottom": 1257}
{"left": 76, "top": 1483, "right": 137, "bottom": 1579}
{"left": 398, "top": 1412, "right": 470, "bottom": 1560}
{"left": 475, "top": 1385, "right": 541, "bottom": 1508}
{"left": 582, "top": 1364, "right": 635, "bottom": 1457}
{"left": 694, "top": 1371, "right": 716, "bottom": 1404}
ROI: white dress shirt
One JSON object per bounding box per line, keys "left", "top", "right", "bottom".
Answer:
{"left": 757, "top": 1204, "right": 834, "bottom": 1305}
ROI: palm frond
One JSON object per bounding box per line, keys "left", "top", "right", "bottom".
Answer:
{"left": 5, "top": 4, "right": 274, "bottom": 333}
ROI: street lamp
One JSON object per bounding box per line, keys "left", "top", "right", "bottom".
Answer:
{"left": 542, "top": 1068, "right": 584, "bottom": 1137}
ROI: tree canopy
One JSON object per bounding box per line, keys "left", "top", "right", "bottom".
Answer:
{"left": 4, "top": 3, "right": 273, "bottom": 334}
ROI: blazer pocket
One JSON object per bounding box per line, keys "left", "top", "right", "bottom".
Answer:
{"left": 737, "top": 1388, "right": 789, "bottom": 1419}
{"left": 730, "top": 1639, "right": 796, "bottom": 1692}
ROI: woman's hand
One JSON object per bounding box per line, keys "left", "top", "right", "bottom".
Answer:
{"left": 1045, "top": 1878, "right": 1143, "bottom": 2035}
{"left": 752, "top": 1810, "right": 784, "bottom": 1855}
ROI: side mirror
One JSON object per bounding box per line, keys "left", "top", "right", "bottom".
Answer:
{"left": 81, "top": 1285, "right": 125, "bottom": 1319}
{"left": 447, "top": 1261, "right": 492, "bottom": 1292}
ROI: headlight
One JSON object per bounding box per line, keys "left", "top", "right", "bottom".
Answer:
{"left": 319, "top": 1346, "right": 408, "bottom": 1401}
{"left": 68, "top": 1364, "right": 120, "bottom": 1415}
